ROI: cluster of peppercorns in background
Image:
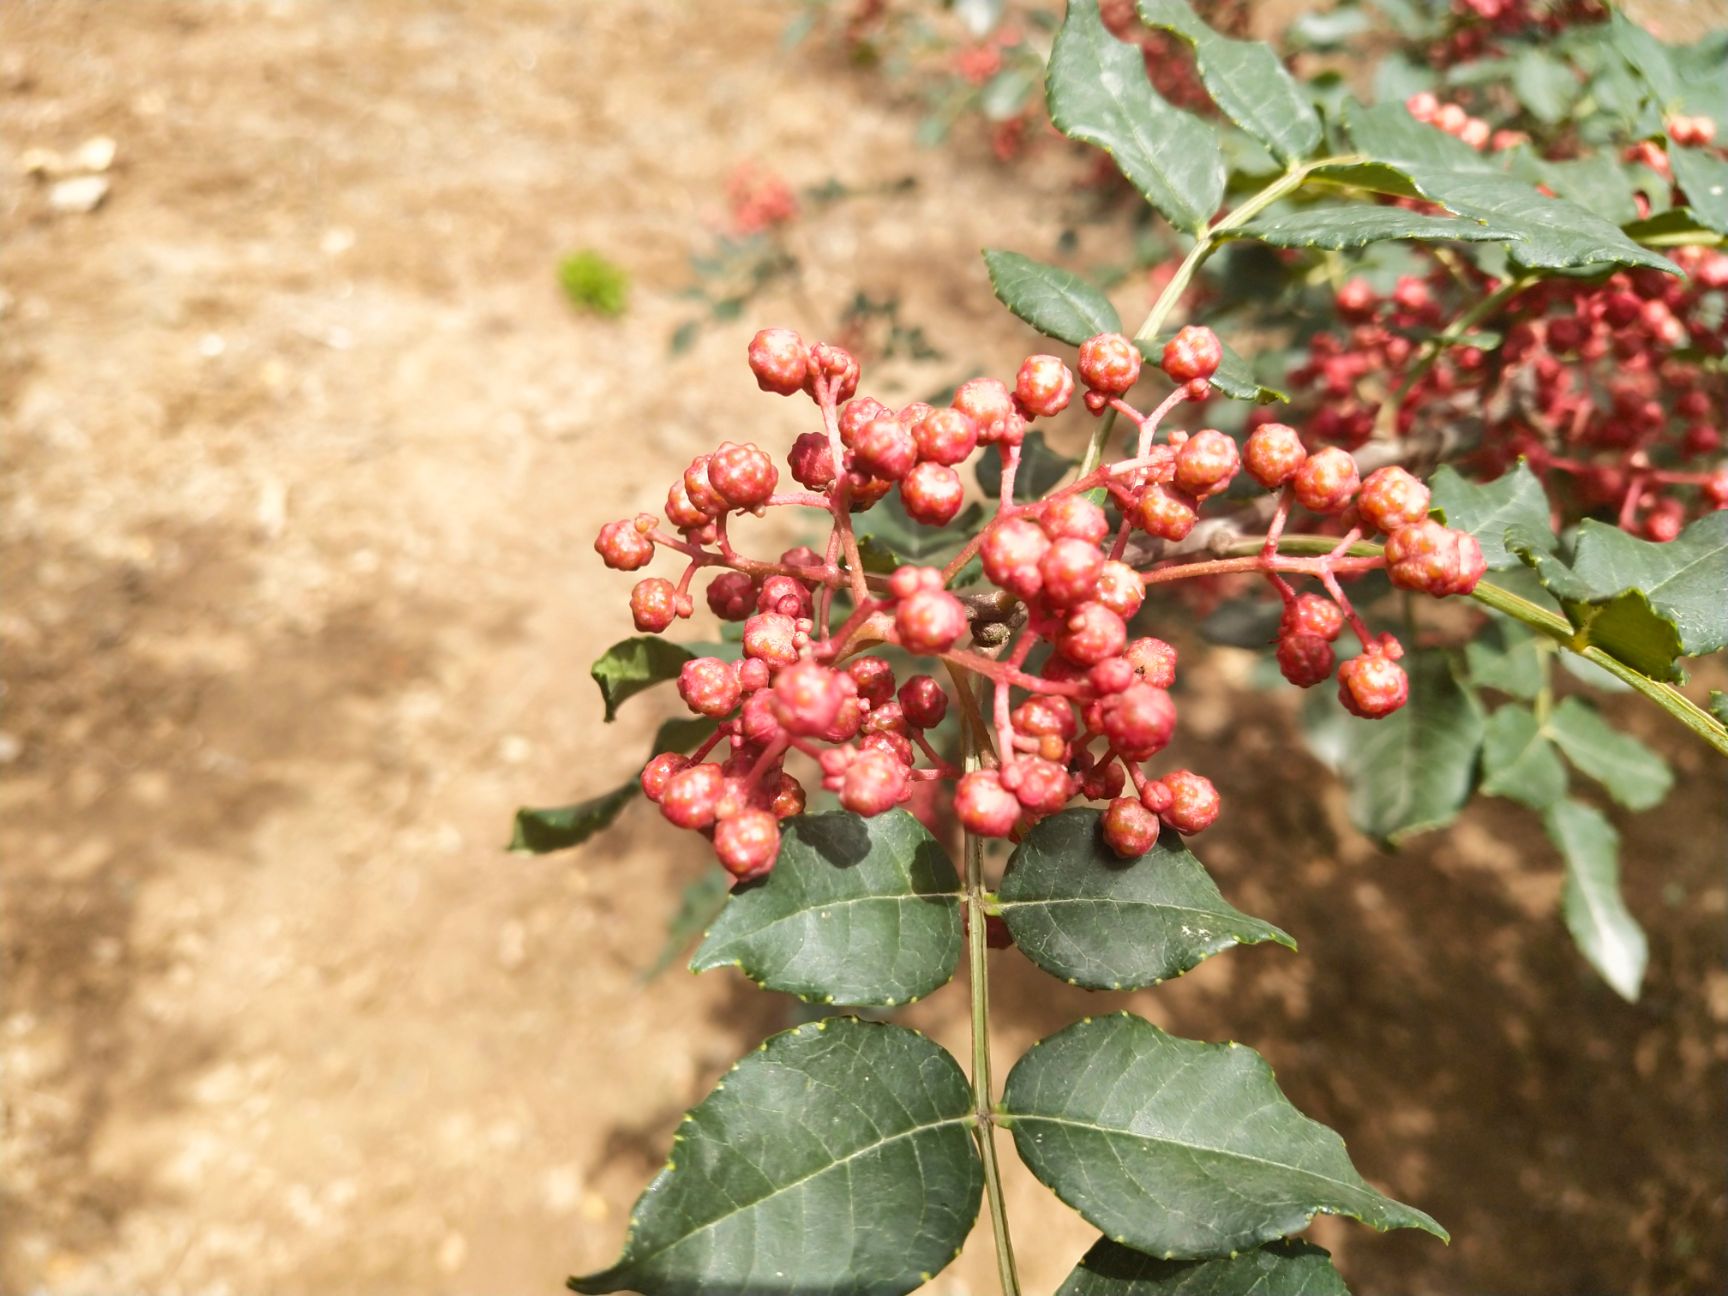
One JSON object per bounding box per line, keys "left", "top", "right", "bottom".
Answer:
{"left": 1278, "top": 241, "right": 1728, "bottom": 540}
{"left": 595, "top": 312, "right": 1490, "bottom": 877}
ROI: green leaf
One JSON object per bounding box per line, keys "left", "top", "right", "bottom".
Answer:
{"left": 593, "top": 636, "right": 697, "bottom": 723}
{"left": 856, "top": 494, "right": 987, "bottom": 573}
{"left": 1546, "top": 697, "right": 1673, "bottom": 812}
{"left": 1136, "top": 335, "right": 1287, "bottom": 404}
{"left": 1003, "top": 1014, "right": 1447, "bottom": 1259}
{"left": 1609, "top": 11, "right": 1682, "bottom": 110}
{"left": 1511, "top": 47, "right": 1581, "bottom": 124}
{"left": 571, "top": 1018, "right": 981, "bottom": 1295}
{"left": 1545, "top": 799, "right": 1647, "bottom": 1002}
{"left": 1340, "top": 650, "right": 1485, "bottom": 845}
{"left": 691, "top": 809, "right": 963, "bottom": 1007}
{"left": 1711, "top": 691, "right": 1728, "bottom": 727}
{"left": 1336, "top": 103, "right": 1679, "bottom": 274}
{"left": 509, "top": 784, "right": 637, "bottom": 855}
{"left": 1509, "top": 511, "right": 1728, "bottom": 673}
{"left": 997, "top": 808, "right": 1293, "bottom": 991}
{"left": 1046, "top": 0, "right": 1225, "bottom": 234}
{"left": 1464, "top": 622, "right": 1545, "bottom": 699}
{"left": 1135, "top": 0, "right": 1321, "bottom": 165}
{"left": 559, "top": 250, "right": 630, "bottom": 317}
{"left": 509, "top": 717, "right": 716, "bottom": 854}
{"left": 1531, "top": 155, "right": 1640, "bottom": 227}
{"left": 1234, "top": 205, "right": 1521, "bottom": 251}
{"left": 1669, "top": 145, "right": 1728, "bottom": 235}
{"left": 1057, "top": 1237, "right": 1348, "bottom": 1296}
{"left": 984, "top": 249, "right": 1124, "bottom": 344}
{"left": 1622, "top": 206, "right": 1723, "bottom": 245}
{"left": 1428, "top": 461, "right": 1549, "bottom": 571}
{"left": 976, "top": 429, "right": 1079, "bottom": 504}
{"left": 1479, "top": 706, "right": 1568, "bottom": 811}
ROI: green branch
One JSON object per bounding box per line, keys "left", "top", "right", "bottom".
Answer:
{"left": 959, "top": 676, "right": 1021, "bottom": 1295}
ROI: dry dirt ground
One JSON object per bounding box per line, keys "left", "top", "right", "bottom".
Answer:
{"left": 1, "top": 3, "right": 1725, "bottom": 1294}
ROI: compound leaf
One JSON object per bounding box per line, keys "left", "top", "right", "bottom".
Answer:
{"left": 593, "top": 636, "right": 698, "bottom": 723}
{"left": 571, "top": 1018, "right": 981, "bottom": 1295}
{"left": 1234, "top": 205, "right": 1520, "bottom": 250}
{"left": 1428, "top": 461, "right": 1548, "bottom": 571}
{"left": 984, "top": 248, "right": 1124, "bottom": 345}
{"left": 1545, "top": 697, "right": 1673, "bottom": 812}
{"left": 691, "top": 809, "right": 963, "bottom": 1007}
{"left": 1340, "top": 651, "right": 1485, "bottom": 845}
{"left": 1545, "top": 799, "right": 1647, "bottom": 1002}
{"left": 1136, "top": 0, "right": 1321, "bottom": 165}
{"left": 998, "top": 808, "right": 1293, "bottom": 990}
{"left": 1047, "top": 0, "right": 1224, "bottom": 234}
{"left": 1057, "top": 1237, "right": 1349, "bottom": 1296}
{"left": 1003, "top": 1014, "right": 1446, "bottom": 1259}
{"left": 1479, "top": 706, "right": 1568, "bottom": 811}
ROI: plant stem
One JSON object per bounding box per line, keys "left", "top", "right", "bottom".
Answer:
{"left": 1076, "top": 154, "right": 1365, "bottom": 479}
{"left": 1212, "top": 534, "right": 1728, "bottom": 757}
{"left": 960, "top": 678, "right": 1021, "bottom": 1296}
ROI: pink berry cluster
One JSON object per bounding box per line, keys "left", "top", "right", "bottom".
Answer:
{"left": 725, "top": 162, "right": 798, "bottom": 237}
{"left": 595, "top": 317, "right": 1485, "bottom": 876}
{"left": 1405, "top": 91, "right": 1528, "bottom": 154}
{"left": 1428, "top": 0, "right": 1606, "bottom": 66}
{"left": 1279, "top": 244, "right": 1728, "bottom": 540}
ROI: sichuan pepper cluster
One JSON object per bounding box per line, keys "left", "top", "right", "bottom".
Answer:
{"left": 594, "top": 324, "right": 1486, "bottom": 879}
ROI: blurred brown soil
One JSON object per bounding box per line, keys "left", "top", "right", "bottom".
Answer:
{"left": 1, "top": 3, "right": 1724, "bottom": 1294}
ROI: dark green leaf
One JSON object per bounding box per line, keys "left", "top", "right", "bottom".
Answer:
{"left": 976, "top": 429, "right": 1079, "bottom": 504}
{"left": 1546, "top": 697, "right": 1673, "bottom": 812}
{"left": 1336, "top": 103, "right": 1679, "bottom": 274}
{"left": 1234, "top": 205, "right": 1520, "bottom": 251}
{"left": 691, "top": 809, "right": 963, "bottom": 1007}
{"left": 1136, "top": 0, "right": 1321, "bottom": 165}
{"left": 571, "top": 1018, "right": 981, "bottom": 1295}
{"left": 1710, "top": 690, "right": 1728, "bottom": 726}
{"left": 997, "top": 809, "right": 1293, "bottom": 990}
{"left": 984, "top": 249, "right": 1124, "bottom": 345}
{"left": 1532, "top": 155, "right": 1640, "bottom": 226}
{"left": 1479, "top": 706, "right": 1568, "bottom": 810}
{"left": 1464, "top": 622, "right": 1546, "bottom": 699}
{"left": 508, "top": 717, "right": 716, "bottom": 855}
{"left": 593, "top": 636, "right": 697, "bottom": 723}
{"left": 1509, "top": 511, "right": 1728, "bottom": 672}
{"left": 642, "top": 871, "right": 731, "bottom": 981}
{"left": 1545, "top": 799, "right": 1647, "bottom": 1002}
{"left": 1003, "top": 1014, "right": 1447, "bottom": 1259}
{"left": 509, "top": 784, "right": 636, "bottom": 855}
{"left": 1428, "top": 461, "right": 1549, "bottom": 571}
{"left": 1669, "top": 145, "right": 1728, "bottom": 235}
{"left": 1057, "top": 1237, "right": 1348, "bottom": 1296}
{"left": 1046, "top": 0, "right": 1224, "bottom": 234}
{"left": 1339, "top": 650, "right": 1485, "bottom": 845}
